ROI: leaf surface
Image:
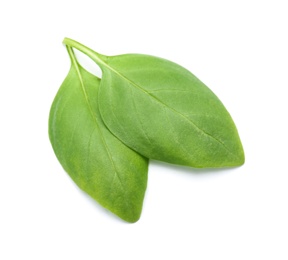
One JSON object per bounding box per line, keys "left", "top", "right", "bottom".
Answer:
{"left": 49, "top": 47, "right": 148, "bottom": 222}
{"left": 64, "top": 38, "right": 244, "bottom": 168}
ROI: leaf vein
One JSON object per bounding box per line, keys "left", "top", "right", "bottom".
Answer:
{"left": 67, "top": 47, "right": 124, "bottom": 188}
{"left": 104, "top": 64, "right": 236, "bottom": 158}
{"left": 130, "top": 87, "right": 154, "bottom": 147}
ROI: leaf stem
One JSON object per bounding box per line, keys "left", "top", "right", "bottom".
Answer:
{"left": 63, "top": 37, "right": 107, "bottom": 67}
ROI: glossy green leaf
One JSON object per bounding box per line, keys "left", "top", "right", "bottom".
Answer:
{"left": 64, "top": 38, "right": 244, "bottom": 168}
{"left": 49, "top": 46, "right": 148, "bottom": 222}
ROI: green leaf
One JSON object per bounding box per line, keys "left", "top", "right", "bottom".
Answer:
{"left": 49, "top": 46, "right": 148, "bottom": 223}
{"left": 63, "top": 38, "right": 244, "bottom": 168}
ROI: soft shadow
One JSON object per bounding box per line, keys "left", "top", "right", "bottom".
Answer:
{"left": 150, "top": 160, "right": 238, "bottom": 176}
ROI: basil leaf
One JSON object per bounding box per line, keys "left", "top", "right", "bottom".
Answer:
{"left": 64, "top": 38, "right": 244, "bottom": 168}
{"left": 49, "top": 46, "right": 148, "bottom": 222}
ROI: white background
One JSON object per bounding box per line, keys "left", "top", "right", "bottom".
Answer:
{"left": 1, "top": 1, "right": 287, "bottom": 259}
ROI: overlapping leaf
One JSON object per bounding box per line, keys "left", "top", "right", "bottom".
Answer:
{"left": 49, "top": 39, "right": 245, "bottom": 222}
{"left": 63, "top": 38, "right": 244, "bottom": 168}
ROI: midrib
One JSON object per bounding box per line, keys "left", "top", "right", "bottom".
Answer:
{"left": 102, "top": 62, "right": 236, "bottom": 159}
{"left": 68, "top": 47, "right": 123, "bottom": 187}
{"left": 63, "top": 38, "right": 237, "bottom": 159}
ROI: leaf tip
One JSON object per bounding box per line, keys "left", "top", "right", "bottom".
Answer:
{"left": 233, "top": 144, "right": 245, "bottom": 167}
{"left": 238, "top": 150, "right": 245, "bottom": 166}
{"left": 119, "top": 210, "right": 142, "bottom": 223}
